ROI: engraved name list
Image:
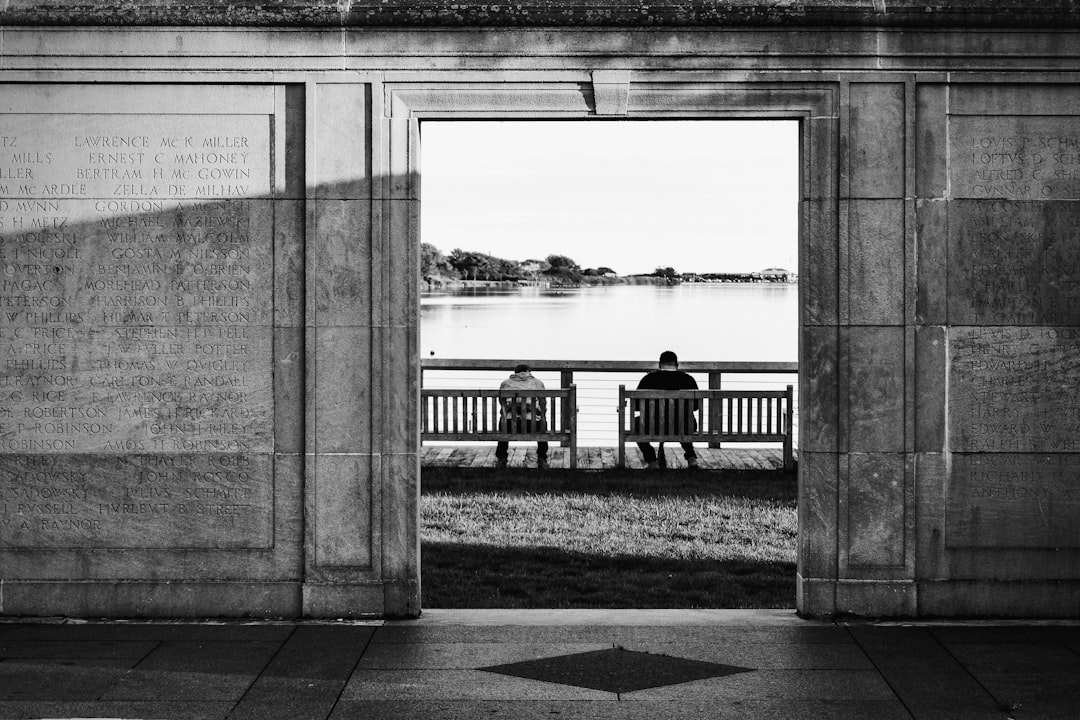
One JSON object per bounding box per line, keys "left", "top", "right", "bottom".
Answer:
{"left": 0, "top": 113, "right": 274, "bottom": 549}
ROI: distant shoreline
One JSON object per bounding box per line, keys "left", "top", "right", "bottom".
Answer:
{"left": 422, "top": 276, "right": 796, "bottom": 292}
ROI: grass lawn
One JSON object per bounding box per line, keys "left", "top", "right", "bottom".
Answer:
{"left": 421, "top": 466, "right": 797, "bottom": 609}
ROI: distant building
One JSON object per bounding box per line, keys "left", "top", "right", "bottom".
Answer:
{"left": 760, "top": 267, "right": 796, "bottom": 282}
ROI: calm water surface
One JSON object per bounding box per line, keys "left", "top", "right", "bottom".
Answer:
{"left": 421, "top": 283, "right": 798, "bottom": 445}
{"left": 421, "top": 283, "right": 797, "bottom": 362}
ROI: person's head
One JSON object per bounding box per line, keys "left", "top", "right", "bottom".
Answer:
{"left": 658, "top": 350, "right": 678, "bottom": 369}
{"left": 514, "top": 363, "right": 531, "bottom": 374}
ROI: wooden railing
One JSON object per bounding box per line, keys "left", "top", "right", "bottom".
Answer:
{"left": 421, "top": 359, "right": 798, "bottom": 392}
{"left": 421, "top": 359, "right": 798, "bottom": 450}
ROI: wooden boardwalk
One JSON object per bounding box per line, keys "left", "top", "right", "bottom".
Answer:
{"left": 420, "top": 444, "right": 792, "bottom": 471}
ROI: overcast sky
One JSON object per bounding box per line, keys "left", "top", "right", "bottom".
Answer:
{"left": 419, "top": 120, "right": 799, "bottom": 276}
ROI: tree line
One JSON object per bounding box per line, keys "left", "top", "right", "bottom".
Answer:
{"left": 421, "top": 244, "right": 619, "bottom": 285}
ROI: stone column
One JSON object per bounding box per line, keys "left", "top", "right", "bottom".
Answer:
{"left": 801, "top": 79, "right": 918, "bottom": 616}
{"left": 303, "top": 81, "right": 418, "bottom": 617}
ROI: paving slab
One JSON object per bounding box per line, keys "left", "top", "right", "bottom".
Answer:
{"left": 930, "top": 624, "right": 1080, "bottom": 644}
{"left": 0, "top": 700, "right": 234, "bottom": 719}
{"left": 236, "top": 676, "right": 347, "bottom": 703}
{"left": 0, "top": 639, "right": 156, "bottom": 659}
{"left": 257, "top": 625, "right": 373, "bottom": 680}
{"left": 228, "top": 628, "right": 372, "bottom": 717}
{"left": 102, "top": 667, "right": 262, "bottom": 702}
{"left": 100, "top": 640, "right": 279, "bottom": 702}
{"left": 847, "top": 625, "right": 1005, "bottom": 720}
{"left": 329, "top": 699, "right": 629, "bottom": 720}
{"left": 0, "top": 621, "right": 295, "bottom": 643}
{"left": 340, "top": 668, "right": 615, "bottom": 700}
{"left": 358, "top": 641, "right": 614, "bottom": 669}
{"left": 0, "top": 658, "right": 135, "bottom": 701}
{"left": 226, "top": 698, "right": 343, "bottom": 720}
{"left": 617, "top": 638, "right": 875, "bottom": 669}
{"left": 129, "top": 639, "right": 281, "bottom": 673}
{"left": 626, "top": 697, "right": 916, "bottom": 720}
{"left": 946, "top": 642, "right": 1080, "bottom": 719}
{"left": 618, "top": 668, "right": 899, "bottom": 703}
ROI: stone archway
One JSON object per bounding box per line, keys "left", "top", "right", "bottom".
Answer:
{"left": 384, "top": 77, "right": 843, "bottom": 616}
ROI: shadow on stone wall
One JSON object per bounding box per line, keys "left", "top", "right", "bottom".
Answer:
{"left": 0, "top": 194, "right": 296, "bottom": 564}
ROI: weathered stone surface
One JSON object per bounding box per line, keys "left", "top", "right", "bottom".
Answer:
{"left": 311, "top": 200, "right": 372, "bottom": 323}
{"left": 834, "top": 581, "right": 916, "bottom": 616}
{"left": 0, "top": 453, "right": 274, "bottom": 549}
{"left": 314, "top": 84, "right": 370, "bottom": 200}
{"left": 915, "top": 199, "right": 947, "bottom": 325}
{"left": 848, "top": 83, "right": 905, "bottom": 199}
{"left": 949, "top": 117, "right": 1080, "bottom": 201}
{"left": 914, "top": 452, "right": 947, "bottom": 579}
{"left": 947, "top": 200, "right": 1080, "bottom": 325}
{"left": 844, "top": 327, "right": 905, "bottom": 453}
{"left": 796, "top": 576, "right": 837, "bottom": 618}
{"left": 0, "top": 96, "right": 289, "bottom": 565}
{"left": 0, "top": 109, "right": 276, "bottom": 458}
{"left": 947, "top": 454, "right": 1080, "bottom": 549}
{"left": 311, "top": 453, "right": 373, "bottom": 569}
{"left": 919, "top": 580, "right": 1080, "bottom": 617}
{"left": 949, "top": 326, "right": 1080, "bottom": 453}
{"left": 2, "top": 1, "right": 1079, "bottom": 28}
{"left": 803, "top": 198, "right": 838, "bottom": 327}
{"left": 0, "top": 580, "right": 302, "bottom": 617}
{"left": 0, "top": 323, "right": 273, "bottom": 454}
{"left": 846, "top": 200, "right": 905, "bottom": 325}
{"left": 800, "top": 328, "right": 838, "bottom": 453}
{"left": 914, "top": 325, "right": 946, "bottom": 453}
{"left": 950, "top": 84, "right": 1080, "bottom": 118}
{"left": 844, "top": 454, "right": 906, "bottom": 568}
{"left": 0, "top": 112, "right": 270, "bottom": 197}
{"left": 5, "top": 14, "right": 1080, "bottom": 622}
{"left": 0, "top": 194, "right": 275, "bottom": 454}
{"left": 915, "top": 84, "right": 947, "bottom": 199}
{"left": 311, "top": 326, "right": 371, "bottom": 453}
{"left": 798, "top": 452, "right": 838, "bottom": 580}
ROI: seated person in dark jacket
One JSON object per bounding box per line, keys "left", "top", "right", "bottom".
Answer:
{"left": 635, "top": 350, "right": 699, "bottom": 469}
{"left": 495, "top": 363, "right": 549, "bottom": 470}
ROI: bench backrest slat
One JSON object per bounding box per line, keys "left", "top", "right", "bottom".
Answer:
{"left": 420, "top": 388, "right": 576, "bottom": 438}
{"left": 616, "top": 384, "right": 793, "bottom": 469}
{"left": 420, "top": 386, "right": 579, "bottom": 469}
{"left": 618, "top": 386, "right": 793, "bottom": 440}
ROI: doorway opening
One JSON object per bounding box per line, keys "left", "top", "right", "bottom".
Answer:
{"left": 418, "top": 119, "right": 800, "bottom": 609}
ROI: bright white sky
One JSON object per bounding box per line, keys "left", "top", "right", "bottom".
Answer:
{"left": 419, "top": 120, "right": 799, "bottom": 276}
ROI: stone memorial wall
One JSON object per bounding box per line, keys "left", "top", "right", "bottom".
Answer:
{"left": 0, "top": 3, "right": 1078, "bottom": 618}
{"left": 0, "top": 110, "right": 274, "bottom": 538}
{"left": 0, "top": 85, "right": 304, "bottom": 615}
{"left": 913, "top": 85, "right": 1080, "bottom": 613}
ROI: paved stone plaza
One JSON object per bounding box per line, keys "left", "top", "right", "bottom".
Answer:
{"left": 1, "top": 611, "right": 1078, "bottom": 719}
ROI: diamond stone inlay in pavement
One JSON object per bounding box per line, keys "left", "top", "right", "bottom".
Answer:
{"left": 480, "top": 647, "right": 753, "bottom": 693}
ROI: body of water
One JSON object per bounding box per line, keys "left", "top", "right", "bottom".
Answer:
{"left": 421, "top": 283, "right": 798, "bottom": 446}
{"left": 421, "top": 283, "right": 796, "bottom": 362}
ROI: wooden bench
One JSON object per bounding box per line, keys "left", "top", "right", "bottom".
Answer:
{"left": 420, "top": 386, "right": 578, "bottom": 468}
{"left": 617, "top": 385, "right": 794, "bottom": 470}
